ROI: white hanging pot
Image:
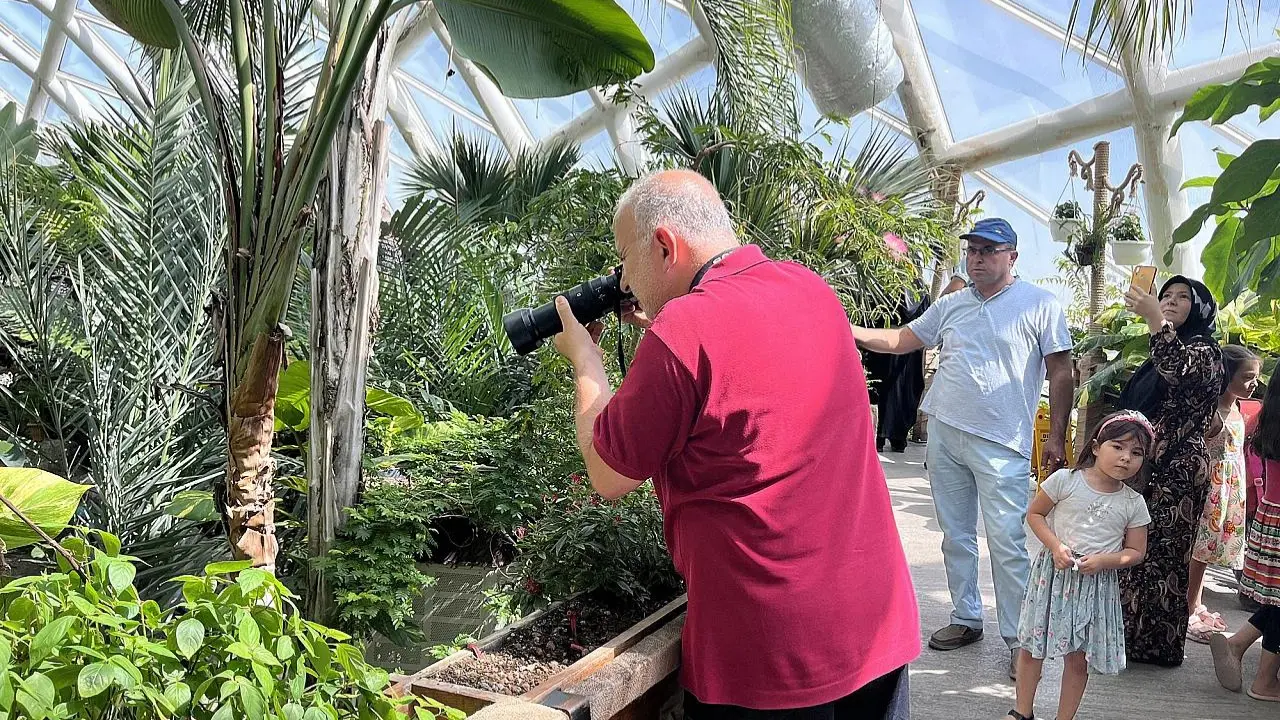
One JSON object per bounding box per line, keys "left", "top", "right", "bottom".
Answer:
{"left": 1109, "top": 240, "right": 1154, "bottom": 266}
{"left": 791, "top": 0, "right": 905, "bottom": 119}
{"left": 1050, "top": 217, "right": 1083, "bottom": 244}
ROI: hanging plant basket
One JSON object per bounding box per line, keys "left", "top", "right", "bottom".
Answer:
{"left": 1051, "top": 202, "right": 1086, "bottom": 244}
{"left": 1106, "top": 213, "right": 1151, "bottom": 266}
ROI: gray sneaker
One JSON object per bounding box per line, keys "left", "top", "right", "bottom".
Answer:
{"left": 928, "top": 623, "right": 983, "bottom": 651}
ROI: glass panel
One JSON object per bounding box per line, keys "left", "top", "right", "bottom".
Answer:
{"left": 981, "top": 127, "right": 1138, "bottom": 219}
{"left": 0, "top": 0, "right": 50, "bottom": 49}
{"left": 579, "top": 129, "right": 616, "bottom": 169}
{"left": 1169, "top": 1, "right": 1280, "bottom": 70}
{"left": 59, "top": 41, "right": 111, "bottom": 92}
{"left": 405, "top": 85, "right": 496, "bottom": 142}
{"left": 620, "top": 0, "right": 696, "bottom": 59}
{"left": 912, "top": 0, "right": 1123, "bottom": 141}
{"left": 83, "top": 18, "right": 143, "bottom": 64}
{"left": 399, "top": 36, "right": 487, "bottom": 118}
{"left": 0, "top": 61, "right": 32, "bottom": 105}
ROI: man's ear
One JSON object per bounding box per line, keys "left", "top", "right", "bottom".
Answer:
{"left": 654, "top": 227, "right": 679, "bottom": 269}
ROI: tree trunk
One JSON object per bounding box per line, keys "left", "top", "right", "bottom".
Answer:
{"left": 305, "top": 21, "right": 399, "bottom": 620}
{"left": 227, "top": 329, "right": 285, "bottom": 572}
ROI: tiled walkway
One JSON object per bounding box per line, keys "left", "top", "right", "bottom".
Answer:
{"left": 883, "top": 444, "right": 1274, "bottom": 720}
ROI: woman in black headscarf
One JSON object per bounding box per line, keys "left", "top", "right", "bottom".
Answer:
{"left": 1117, "top": 275, "right": 1224, "bottom": 666}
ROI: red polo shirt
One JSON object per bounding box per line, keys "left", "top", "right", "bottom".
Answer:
{"left": 593, "top": 245, "right": 919, "bottom": 710}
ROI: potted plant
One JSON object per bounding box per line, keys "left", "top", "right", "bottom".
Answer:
{"left": 1051, "top": 201, "right": 1086, "bottom": 244}
{"left": 1107, "top": 212, "right": 1152, "bottom": 265}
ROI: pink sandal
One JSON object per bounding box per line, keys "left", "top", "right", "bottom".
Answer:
{"left": 1187, "top": 615, "right": 1215, "bottom": 644}
{"left": 1193, "top": 605, "right": 1229, "bottom": 632}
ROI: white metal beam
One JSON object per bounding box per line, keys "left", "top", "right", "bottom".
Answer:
{"left": 937, "top": 41, "right": 1280, "bottom": 171}
{"left": 543, "top": 36, "right": 713, "bottom": 149}
{"left": 1211, "top": 122, "right": 1255, "bottom": 148}
{"left": 588, "top": 87, "right": 648, "bottom": 174}
{"left": 390, "top": 4, "right": 437, "bottom": 66}
{"left": 26, "top": 0, "right": 77, "bottom": 121}
{"left": 34, "top": 5, "right": 149, "bottom": 113}
{"left": 0, "top": 25, "right": 98, "bottom": 122}
{"left": 425, "top": 7, "right": 533, "bottom": 155}
{"left": 880, "top": 0, "right": 954, "bottom": 155}
{"left": 387, "top": 76, "right": 444, "bottom": 159}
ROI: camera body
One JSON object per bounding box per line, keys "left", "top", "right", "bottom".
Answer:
{"left": 502, "top": 267, "right": 633, "bottom": 355}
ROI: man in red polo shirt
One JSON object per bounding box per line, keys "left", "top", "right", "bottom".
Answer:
{"left": 552, "top": 169, "right": 919, "bottom": 718}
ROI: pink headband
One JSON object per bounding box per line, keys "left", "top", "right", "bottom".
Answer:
{"left": 1098, "top": 410, "right": 1156, "bottom": 441}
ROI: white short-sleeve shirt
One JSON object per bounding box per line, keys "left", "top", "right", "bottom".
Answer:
{"left": 908, "top": 279, "right": 1072, "bottom": 458}
{"left": 1041, "top": 469, "right": 1151, "bottom": 556}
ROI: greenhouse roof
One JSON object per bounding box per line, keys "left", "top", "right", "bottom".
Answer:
{"left": 4, "top": 0, "right": 1280, "bottom": 294}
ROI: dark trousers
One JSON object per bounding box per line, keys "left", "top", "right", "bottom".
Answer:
{"left": 1251, "top": 606, "right": 1280, "bottom": 654}
{"left": 683, "top": 666, "right": 909, "bottom": 720}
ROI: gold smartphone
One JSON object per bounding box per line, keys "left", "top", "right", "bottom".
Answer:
{"left": 1129, "top": 265, "right": 1157, "bottom": 295}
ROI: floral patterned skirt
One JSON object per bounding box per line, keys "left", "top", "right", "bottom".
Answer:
{"left": 1192, "top": 453, "right": 1247, "bottom": 569}
{"left": 1017, "top": 548, "right": 1126, "bottom": 675}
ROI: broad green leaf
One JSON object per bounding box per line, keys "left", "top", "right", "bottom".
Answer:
{"left": 107, "top": 561, "right": 136, "bottom": 592}
{"left": 239, "top": 680, "right": 267, "bottom": 720}
{"left": 365, "top": 388, "right": 423, "bottom": 426}
{"left": 1211, "top": 139, "right": 1280, "bottom": 205}
{"left": 0, "top": 468, "right": 90, "bottom": 549}
{"left": 0, "top": 440, "right": 25, "bottom": 468}
{"left": 1242, "top": 190, "right": 1280, "bottom": 249}
{"left": 82, "top": 0, "right": 178, "bottom": 49}
{"left": 29, "top": 616, "right": 76, "bottom": 665}
{"left": 237, "top": 568, "right": 269, "bottom": 595}
{"left": 1202, "top": 216, "right": 1242, "bottom": 300}
{"left": 94, "top": 531, "right": 121, "bottom": 556}
{"left": 274, "top": 361, "right": 312, "bottom": 432}
{"left": 434, "top": 0, "right": 656, "bottom": 99}
{"left": 0, "top": 637, "right": 10, "bottom": 674}
{"left": 212, "top": 703, "right": 236, "bottom": 720}
{"left": 238, "top": 613, "right": 261, "bottom": 647}
{"left": 165, "top": 490, "right": 219, "bottom": 522}
{"left": 16, "top": 672, "right": 55, "bottom": 716}
{"left": 283, "top": 703, "right": 305, "bottom": 720}
{"left": 1180, "top": 175, "right": 1217, "bottom": 190}
{"left": 0, "top": 102, "right": 38, "bottom": 168}
{"left": 76, "top": 662, "right": 115, "bottom": 698}
{"left": 276, "top": 635, "right": 295, "bottom": 661}
{"left": 1173, "top": 83, "right": 1230, "bottom": 135}
{"left": 175, "top": 618, "right": 205, "bottom": 658}
{"left": 165, "top": 681, "right": 192, "bottom": 710}
{"left": 1171, "top": 202, "right": 1220, "bottom": 249}
{"left": 107, "top": 655, "right": 142, "bottom": 687}
{"left": 205, "top": 560, "right": 254, "bottom": 576}
{"left": 303, "top": 707, "right": 329, "bottom": 720}
{"left": 141, "top": 600, "right": 162, "bottom": 629}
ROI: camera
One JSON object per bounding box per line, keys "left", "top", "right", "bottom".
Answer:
{"left": 502, "top": 267, "right": 634, "bottom": 355}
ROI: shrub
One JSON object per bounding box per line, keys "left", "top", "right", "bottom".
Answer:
{"left": 0, "top": 531, "right": 454, "bottom": 720}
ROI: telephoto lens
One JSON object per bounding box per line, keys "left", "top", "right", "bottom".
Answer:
{"left": 502, "top": 268, "right": 634, "bottom": 355}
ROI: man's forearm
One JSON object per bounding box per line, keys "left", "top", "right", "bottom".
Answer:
{"left": 1048, "top": 365, "right": 1073, "bottom": 443}
{"left": 571, "top": 357, "right": 612, "bottom": 457}
{"left": 852, "top": 326, "right": 917, "bottom": 354}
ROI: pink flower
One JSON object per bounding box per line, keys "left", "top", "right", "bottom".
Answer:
{"left": 871, "top": 192, "right": 887, "bottom": 203}
{"left": 883, "top": 232, "right": 908, "bottom": 258}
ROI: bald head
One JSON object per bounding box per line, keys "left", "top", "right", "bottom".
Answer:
{"left": 614, "top": 169, "right": 739, "bottom": 259}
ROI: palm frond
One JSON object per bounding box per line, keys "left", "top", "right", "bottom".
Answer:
{"left": 404, "top": 130, "right": 514, "bottom": 221}
{"left": 696, "top": 0, "right": 798, "bottom": 135}
{"left": 837, "top": 125, "right": 938, "bottom": 212}
{"left": 1065, "top": 0, "right": 1256, "bottom": 65}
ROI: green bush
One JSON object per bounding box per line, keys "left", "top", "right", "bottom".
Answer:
{"left": 0, "top": 531, "right": 456, "bottom": 720}
{"left": 510, "top": 477, "right": 682, "bottom": 610}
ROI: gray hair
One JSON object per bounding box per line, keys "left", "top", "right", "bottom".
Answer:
{"left": 614, "top": 169, "right": 737, "bottom": 252}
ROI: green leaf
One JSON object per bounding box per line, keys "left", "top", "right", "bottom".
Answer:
{"left": 1211, "top": 139, "right": 1280, "bottom": 205}
{"left": 434, "top": 0, "right": 656, "bottom": 99}
{"left": 165, "top": 490, "right": 220, "bottom": 522}
{"left": 107, "top": 560, "right": 136, "bottom": 592}
{"left": 0, "top": 468, "right": 91, "bottom": 549}
{"left": 0, "top": 440, "right": 25, "bottom": 468}
{"left": 237, "top": 568, "right": 269, "bottom": 595}
{"left": 94, "top": 531, "right": 122, "bottom": 556}
{"left": 81, "top": 0, "right": 178, "bottom": 49}
{"left": 303, "top": 708, "right": 329, "bottom": 720}
{"left": 16, "top": 672, "right": 55, "bottom": 716}
{"left": 29, "top": 616, "right": 76, "bottom": 665}
{"left": 1171, "top": 202, "right": 1220, "bottom": 252}
{"left": 205, "top": 560, "right": 254, "bottom": 576}
{"left": 1242, "top": 189, "right": 1280, "bottom": 249}
{"left": 1180, "top": 175, "right": 1218, "bottom": 190}
{"left": 276, "top": 635, "right": 295, "bottom": 662}
{"left": 1202, "top": 216, "right": 1242, "bottom": 300}
{"left": 1173, "top": 83, "right": 1230, "bottom": 136}
{"left": 175, "top": 618, "right": 205, "bottom": 658}
{"left": 274, "top": 361, "right": 312, "bottom": 432}
{"left": 164, "top": 681, "right": 192, "bottom": 710}
{"left": 238, "top": 613, "right": 262, "bottom": 647}
{"left": 107, "top": 655, "right": 142, "bottom": 688}
{"left": 239, "top": 680, "right": 267, "bottom": 720}
{"left": 365, "top": 388, "right": 423, "bottom": 428}
{"left": 76, "top": 662, "right": 118, "bottom": 698}
{"left": 212, "top": 703, "right": 236, "bottom": 720}
{"left": 282, "top": 703, "right": 305, "bottom": 720}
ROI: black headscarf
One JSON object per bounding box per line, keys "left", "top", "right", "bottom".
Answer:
{"left": 1118, "top": 275, "right": 1219, "bottom": 419}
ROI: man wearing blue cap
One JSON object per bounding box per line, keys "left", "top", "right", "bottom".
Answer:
{"left": 853, "top": 218, "right": 1073, "bottom": 680}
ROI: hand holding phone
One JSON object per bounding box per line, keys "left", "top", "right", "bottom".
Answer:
{"left": 1129, "top": 265, "right": 1156, "bottom": 295}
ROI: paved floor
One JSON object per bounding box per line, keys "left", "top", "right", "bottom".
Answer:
{"left": 883, "top": 443, "right": 1275, "bottom": 720}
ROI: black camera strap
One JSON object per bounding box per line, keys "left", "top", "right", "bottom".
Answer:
{"left": 690, "top": 247, "right": 738, "bottom": 291}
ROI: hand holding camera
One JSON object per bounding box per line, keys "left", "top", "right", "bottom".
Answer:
{"left": 551, "top": 296, "right": 606, "bottom": 366}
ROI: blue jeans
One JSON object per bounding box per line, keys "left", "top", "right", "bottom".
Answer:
{"left": 926, "top": 419, "right": 1032, "bottom": 646}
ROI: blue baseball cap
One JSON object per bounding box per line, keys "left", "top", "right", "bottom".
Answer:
{"left": 961, "top": 218, "right": 1018, "bottom": 248}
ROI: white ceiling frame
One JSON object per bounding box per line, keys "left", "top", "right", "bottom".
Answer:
{"left": 27, "top": 2, "right": 153, "bottom": 115}
{"left": 0, "top": 25, "right": 98, "bottom": 122}
{"left": 387, "top": 76, "right": 444, "bottom": 159}
{"left": 937, "top": 41, "right": 1280, "bottom": 171}
{"left": 26, "top": 0, "right": 77, "bottom": 121}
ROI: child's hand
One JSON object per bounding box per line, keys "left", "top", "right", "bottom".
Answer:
{"left": 1052, "top": 544, "right": 1075, "bottom": 570}
{"left": 1077, "top": 555, "right": 1107, "bottom": 575}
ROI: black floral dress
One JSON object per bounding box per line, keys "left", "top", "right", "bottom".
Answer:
{"left": 1119, "top": 324, "right": 1223, "bottom": 666}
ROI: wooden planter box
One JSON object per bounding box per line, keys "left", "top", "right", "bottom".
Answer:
{"left": 392, "top": 594, "right": 687, "bottom": 718}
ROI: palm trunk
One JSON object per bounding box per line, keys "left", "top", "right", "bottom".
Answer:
{"left": 305, "top": 23, "right": 398, "bottom": 620}
{"left": 226, "top": 329, "right": 285, "bottom": 572}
